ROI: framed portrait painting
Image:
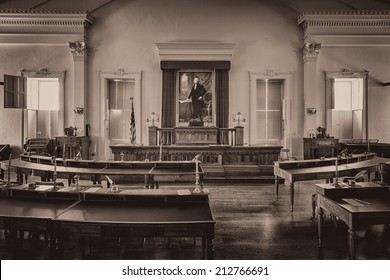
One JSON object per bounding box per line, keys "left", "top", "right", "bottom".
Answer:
{"left": 177, "top": 71, "right": 214, "bottom": 126}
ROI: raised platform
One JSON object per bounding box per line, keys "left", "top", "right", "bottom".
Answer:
{"left": 110, "top": 144, "right": 281, "bottom": 183}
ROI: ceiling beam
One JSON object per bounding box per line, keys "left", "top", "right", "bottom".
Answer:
{"left": 30, "top": 0, "right": 54, "bottom": 9}
{"left": 90, "top": 0, "right": 120, "bottom": 14}
{"left": 334, "top": 0, "right": 359, "bottom": 10}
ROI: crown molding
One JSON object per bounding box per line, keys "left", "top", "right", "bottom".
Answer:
{"left": 0, "top": 9, "right": 93, "bottom": 45}
{"left": 156, "top": 41, "right": 236, "bottom": 61}
{"left": 298, "top": 10, "right": 390, "bottom": 47}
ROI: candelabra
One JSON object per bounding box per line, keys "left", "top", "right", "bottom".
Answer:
{"left": 193, "top": 153, "right": 203, "bottom": 193}
{"left": 146, "top": 112, "right": 160, "bottom": 127}
{"left": 377, "top": 163, "right": 386, "bottom": 185}
{"left": 2, "top": 154, "right": 12, "bottom": 190}
{"left": 52, "top": 156, "right": 59, "bottom": 191}
{"left": 332, "top": 148, "right": 348, "bottom": 188}
{"left": 73, "top": 174, "right": 80, "bottom": 191}
{"left": 232, "top": 112, "right": 247, "bottom": 127}
{"left": 159, "top": 138, "right": 163, "bottom": 161}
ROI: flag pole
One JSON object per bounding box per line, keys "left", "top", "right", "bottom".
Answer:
{"left": 130, "top": 97, "right": 136, "bottom": 145}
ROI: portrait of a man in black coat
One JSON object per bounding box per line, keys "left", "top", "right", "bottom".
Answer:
{"left": 188, "top": 77, "right": 206, "bottom": 119}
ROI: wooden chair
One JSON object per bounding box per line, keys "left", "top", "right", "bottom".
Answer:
{"left": 279, "top": 148, "right": 298, "bottom": 161}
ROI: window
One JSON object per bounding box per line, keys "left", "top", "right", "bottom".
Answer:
{"left": 26, "top": 77, "right": 60, "bottom": 139}
{"left": 108, "top": 79, "right": 135, "bottom": 141}
{"left": 331, "top": 78, "right": 364, "bottom": 139}
{"left": 4, "top": 74, "right": 26, "bottom": 109}
{"left": 250, "top": 72, "right": 291, "bottom": 148}
{"left": 256, "top": 80, "right": 283, "bottom": 142}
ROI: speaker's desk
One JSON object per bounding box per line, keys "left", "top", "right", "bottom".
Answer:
{"left": 315, "top": 183, "right": 390, "bottom": 259}
{"left": 274, "top": 153, "right": 389, "bottom": 210}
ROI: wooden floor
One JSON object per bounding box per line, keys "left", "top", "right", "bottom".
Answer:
{"left": 1, "top": 180, "right": 389, "bottom": 260}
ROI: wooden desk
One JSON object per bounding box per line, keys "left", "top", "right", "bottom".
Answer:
{"left": 1, "top": 185, "right": 214, "bottom": 259}
{"left": 274, "top": 153, "right": 390, "bottom": 210}
{"left": 0, "top": 156, "right": 203, "bottom": 188}
{"left": 316, "top": 186, "right": 390, "bottom": 259}
{"left": 303, "top": 137, "right": 339, "bottom": 159}
{"left": 339, "top": 142, "right": 390, "bottom": 158}
{"left": 0, "top": 197, "right": 76, "bottom": 258}
{"left": 54, "top": 197, "right": 215, "bottom": 259}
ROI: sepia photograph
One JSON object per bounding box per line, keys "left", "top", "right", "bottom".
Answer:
{"left": 0, "top": 0, "right": 389, "bottom": 278}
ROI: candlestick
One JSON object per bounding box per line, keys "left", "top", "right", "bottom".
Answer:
{"left": 333, "top": 156, "right": 340, "bottom": 188}
{"left": 52, "top": 156, "right": 58, "bottom": 191}
{"left": 193, "top": 153, "right": 202, "bottom": 193}
{"left": 5, "top": 154, "right": 12, "bottom": 188}
{"left": 159, "top": 138, "right": 163, "bottom": 161}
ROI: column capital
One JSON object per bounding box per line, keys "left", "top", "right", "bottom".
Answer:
{"left": 303, "top": 42, "right": 322, "bottom": 62}
{"left": 68, "top": 41, "right": 88, "bottom": 62}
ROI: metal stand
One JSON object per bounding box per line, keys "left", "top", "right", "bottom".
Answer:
{"left": 2, "top": 155, "right": 13, "bottom": 190}
{"left": 332, "top": 156, "right": 340, "bottom": 188}
{"left": 52, "top": 157, "right": 59, "bottom": 191}
{"left": 159, "top": 139, "right": 163, "bottom": 161}
{"left": 193, "top": 154, "right": 203, "bottom": 193}
{"left": 73, "top": 174, "right": 80, "bottom": 191}
{"left": 377, "top": 163, "right": 386, "bottom": 185}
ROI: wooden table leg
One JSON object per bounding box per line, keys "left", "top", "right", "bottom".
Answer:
{"left": 144, "top": 175, "right": 149, "bottom": 189}
{"left": 318, "top": 207, "right": 324, "bottom": 248}
{"left": 206, "top": 237, "right": 214, "bottom": 260}
{"left": 275, "top": 176, "right": 279, "bottom": 201}
{"left": 202, "top": 237, "right": 206, "bottom": 259}
{"left": 290, "top": 182, "right": 295, "bottom": 211}
{"left": 311, "top": 194, "right": 316, "bottom": 220}
{"left": 348, "top": 227, "right": 356, "bottom": 259}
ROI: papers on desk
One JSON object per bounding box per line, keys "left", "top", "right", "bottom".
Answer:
{"left": 35, "top": 185, "right": 53, "bottom": 191}
{"left": 342, "top": 198, "right": 370, "bottom": 207}
{"left": 84, "top": 187, "right": 101, "bottom": 193}
{"left": 177, "top": 189, "right": 191, "bottom": 196}
{"left": 58, "top": 187, "right": 75, "bottom": 192}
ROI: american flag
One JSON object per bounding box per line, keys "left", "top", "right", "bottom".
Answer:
{"left": 130, "top": 97, "right": 136, "bottom": 144}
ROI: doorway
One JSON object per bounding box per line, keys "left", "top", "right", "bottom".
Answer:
{"left": 26, "top": 77, "right": 60, "bottom": 139}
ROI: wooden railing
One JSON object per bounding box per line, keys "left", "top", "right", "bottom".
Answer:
{"left": 110, "top": 145, "right": 281, "bottom": 166}
{"left": 148, "top": 126, "right": 244, "bottom": 146}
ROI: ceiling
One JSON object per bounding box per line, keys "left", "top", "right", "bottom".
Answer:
{"left": 0, "top": 0, "right": 389, "bottom": 16}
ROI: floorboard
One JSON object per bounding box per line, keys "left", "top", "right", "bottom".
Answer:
{"left": 0, "top": 180, "right": 389, "bottom": 260}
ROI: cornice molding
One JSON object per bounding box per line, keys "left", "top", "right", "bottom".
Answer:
{"left": 156, "top": 41, "right": 236, "bottom": 61}
{"left": 298, "top": 10, "right": 390, "bottom": 46}
{"left": 249, "top": 70, "right": 292, "bottom": 81}
{"left": 298, "top": 9, "right": 390, "bottom": 22}
{"left": 21, "top": 69, "right": 66, "bottom": 80}
{"left": 0, "top": 9, "right": 93, "bottom": 45}
{"left": 325, "top": 68, "right": 369, "bottom": 79}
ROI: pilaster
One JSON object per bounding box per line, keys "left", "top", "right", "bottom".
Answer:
{"left": 303, "top": 42, "right": 323, "bottom": 136}
{"left": 69, "top": 41, "right": 88, "bottom": 135}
